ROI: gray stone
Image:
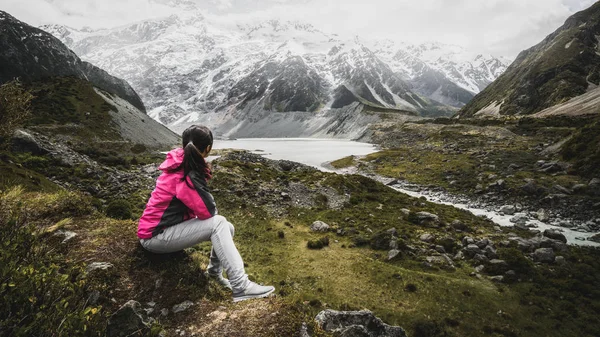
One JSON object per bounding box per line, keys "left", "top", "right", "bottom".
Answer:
{"left": 475, "top": 239, "right": 490, "bottom": 249}
{"left": 510, "top": 213, "right": 529, "bottom": 226}
{"left": 299, "top": 322, "right": 311, "bottom": 337}
{"left": 490, "top": 276, "right": 504, "bottom": 283}
{"left": 473, "top": 254, "right": 489, "bottom": 265}
{"left": 310, "top": 221, "right": 330, "bottom": 232}
{"left": 11, "top": 129, "right": 48, "bottom": 155}
{"left": 533, "top": 248, "right": 555, "bottom": 263}
{"left": 535, "top": 209, "right": 550, "bottom": 222}
{"left": 453, "top": 251, "right": 465, "bottom": 261}
{"left": 86, "top": 262, "right": 114, "bottom": 273}
{"left": 484, "top": 245, "right": 498, "bottom": 259}
{"left": 54, "top": 230, "right": 77, "bottom": 244}
{"left": 486, "top": 259, "right": 509, "bottom": 275}
{"left": 388, "top": 249, "right": 401, "bottom": 261}
{"left": 451, "top": 219, "right": 467, "bottom": 231}
{"left": 553, "top": 185, "right": 572, "bottom": 195}
{"left": 172, "top": 300, "right": 194, "bottom": 314}
{"left": 413, "top": 212, "right": 439, "bottom": 226}
{"left": 462, "top": 236, "right": 475, "bottom": 246}
{"left": 107, "top": 300, "right": 151, "bottom": 337}
{"left": 499, "top": 205, "right": 516, "bottom": 215}
{"left": 400, "top": 208, "right": 411, "bottom": 216}
{"left": 465, "top": 244, "right": 483, "bottom": 257}
{"left": 572, "top": 184, "right": 588, "bottom": 194}
{"left": 543, "top": 229, "right": 567, "bottom": 243}
{"left": 315, "top": 309, "right": 406, "bottom": 337}
{"left": 419, "top": 233, "right": 435, "bottom": 243}
{"left": 555, "top": 256, "right": 566, "bottom": 265}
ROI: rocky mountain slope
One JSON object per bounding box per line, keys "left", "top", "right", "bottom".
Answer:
{"left": 40, "top": 5, "right": 509, "bottom": 136}
{"left": 458, "top": 2, "right": 600, "bottom": 118}
{"left": 0, "top": 11, "right": 146, "bottom": 113}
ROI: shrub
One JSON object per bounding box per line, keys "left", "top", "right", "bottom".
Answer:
{"left": 0, "top": 80, "right": 33, "bottom": 147}
{"left": 0, "top": 204, "right": 103, "bottom": 336}
{"left": 497, "top": 247, "right": 533, "bottom": 275}
{"left": 130, "top": 143, "right": 147, "bottom": 154}
{"left": 105, "top": 200, "right": 133, "bottom": 220}
{"left": 307, "top": 236, "right": 329, "bottom": 249}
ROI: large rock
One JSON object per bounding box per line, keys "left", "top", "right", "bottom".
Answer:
{"left": 411, "top": 212, "right": 439, "bottom": 226}
{"left": 11, "top": 130, "right": 48, "bottom": 155}
{"left": 499, "top": 205, "right": 516, "bottom": 215}
{"left": 533, "top": 248, "right": 555, "bottom": 263}
{"left": 370, "top": 228, "right": 398, "bottom": 251}
{"left": 106, "top": 300, "right": 152, "bottom": 337}
{"left": 310, "top": 221, "right": 330, "bottom": 232}
{"left": 543, "top": 229, "right": 567, "bottom": 243}
{"left": 315, "top": 309, "right": 406, "bottom": 337}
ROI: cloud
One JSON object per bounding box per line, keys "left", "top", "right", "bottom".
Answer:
{"left": 1, "top": 0, "right": 596, "bottom": 57}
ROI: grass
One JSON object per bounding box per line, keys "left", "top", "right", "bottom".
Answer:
{"left": 329, "top": 156, "right": 356, "bottom": 169}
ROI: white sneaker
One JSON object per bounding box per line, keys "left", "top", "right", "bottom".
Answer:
{"left": 232, "top": 281, "right": 275, "bottom": 302}
{"left": 205, "top": 272, "right": 232, "bottom": 290}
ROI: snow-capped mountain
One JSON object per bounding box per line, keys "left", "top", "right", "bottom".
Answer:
{"left": 41, "top": 7, "right": 509, "bottom": 136}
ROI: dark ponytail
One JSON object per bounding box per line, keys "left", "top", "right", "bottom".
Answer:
{"left": 171, "top": 125, "right": 213, "bottom": 186}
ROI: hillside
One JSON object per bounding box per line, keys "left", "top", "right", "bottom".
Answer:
{"left": 0, "top": 11, "right": 146, "bottom": 113}
{"left": 458, "top": 2, "right": 600, "bottom": 118}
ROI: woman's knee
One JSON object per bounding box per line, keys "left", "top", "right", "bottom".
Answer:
{"left": 213, "top": 215, "right": 235, "bottom": 236}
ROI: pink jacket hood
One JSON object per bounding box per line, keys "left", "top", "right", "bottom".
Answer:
{"left": 159, "top": 148, "right": 185, "bottom": 171}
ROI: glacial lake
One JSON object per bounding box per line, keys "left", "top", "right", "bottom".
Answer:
{"left": 212, "top": 138, "right": 377, "bottom": 171}
{"left": 211, "top": 138, "right": 599, "bottom": 247}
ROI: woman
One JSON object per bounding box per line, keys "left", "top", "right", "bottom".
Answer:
{"left": 137, "top": 125, "right": 274, "bottom": 302}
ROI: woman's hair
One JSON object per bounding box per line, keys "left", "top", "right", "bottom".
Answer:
{"left": 173, "top": 125, "right": 214, "bottom": 184}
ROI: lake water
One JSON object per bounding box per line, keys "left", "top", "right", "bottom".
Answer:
{"left": 213, "top": 138, "right": 599, "bottom": 247}
{"left": 212, "top": 138, "right": 377, "bottom": 171}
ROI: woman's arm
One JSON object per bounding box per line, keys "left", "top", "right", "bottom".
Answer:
{"left": 176, "top": 171, "right": 217, "bottom": 220}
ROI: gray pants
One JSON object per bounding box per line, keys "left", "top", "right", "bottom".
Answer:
{"left": 140, "top": 215, "right": 249, "bottom": 291}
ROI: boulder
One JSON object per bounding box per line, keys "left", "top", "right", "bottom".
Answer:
{"left": 499, "top": 205, "right": 516, "bottom": 215}
{"left": 451, "top": 220, "right": 467, "bottom": 231}
{"left": 315, "top": 309, "right": 407, "bottom": 337}
{"left": 310, "top": 221, "right": 330, "bottom": 232}
{"left": 388, "top": 249, "right": 401, "bottom": 260}
{"left": 510, "top": 213, "right": 529, "bottom": 226}
{"left": 11, "top": 130, "right": 48, "bottom": 155}
{"left": 419, "top": 233, "right": 435, "bottom": 243}
{"left": 486, "top": 259, "right": 509, "bottom": 275}
{"left": 543, "top": 229, "right": 567, "bottom": 243}
{"left": 370, "top": 229, "right": 398, "bottom": 250}
{"left": 533, "top": 248, "right": 555, "bottom": 263}
{"left": 106, "top": 300, "right": 151, "bottom": 337}
{"left": 411, "top": 212, "right": 439, "bottom": 226}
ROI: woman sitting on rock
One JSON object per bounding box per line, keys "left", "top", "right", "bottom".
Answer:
{"left": 137, "top": 125, "right": 274, "bottom": 302}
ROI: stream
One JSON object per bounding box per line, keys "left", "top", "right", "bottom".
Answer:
{"left": 213, "top": 138, "right": 599, "bottom": 247}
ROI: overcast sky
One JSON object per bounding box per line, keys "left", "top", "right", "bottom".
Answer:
{"left": 1, "top": 0, "right": 597, "bottom": 58}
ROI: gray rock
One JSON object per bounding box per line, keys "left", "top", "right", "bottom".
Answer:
{"left": 588, "top": 178, "right": 600, "bottom": 187}
{"left": 465, "top": 244, "right": 483, "bottom": 257}
{"left": 535, "top": 209, "right": 550, "bottom": 222}
{"left": 419, "top": 233, "right": 435, "bottom": 243}
{"left": 172, "top": 300, "right": 194, "bottom": 314}
{"left": 462, "top": 236, "right": 475, "bottom": 246}
{"left": 54, "top": 230, "right": 77, "bottom": 244}
{"left": 472, "top": 254, "right": 489, "bottom": 265}
{"left": 11, "top": 129, "right": 48, "bottom": 155}
{"left": 486, "top": 259, "right": 509, "bottom": 275}
{"left": 490, "top": 276, "right": 504, "bottom": 283}
{"left": 400, "top": 208, "right": 411, "bottom": 216}
{"left": 475, "top": 239, "right": 490, "bottom": 249}
{"left": 388, "top": 249, "right": 401, "bottom": 261}
{"left": 543, "top": 229, "right": 567, "bottom": 243}
{"left": 86, "top": 262, "right": 114, "bottom": 273}
{"left": 533, "top": 248, "right": 555, "bottom": 263}
{"left": 510, "top": 213, "right": 529, "bottom": 226}
{"left": 451, "top": 219, "right": 467, "bottom": 231}
{"left": 572, "top": 184, "right": 588, "bottom": 194}
{"left": 310, "top": 221, "right": 330, "bottom": 232}
{"left": 299, "top": 322, "right": 311, "bottom": 337}
{"left": 413, "top": 212, "right": 439, "bottom": 226}
{"left": 553, "top": 185, "right": 572, "bottom": 195}
{"left": 315, "top": 309, "right": 406, "bottom": 337}
{"left": 107, "top": 300, "right": 151, "bottom": 337}
{"left": 555, "top": 256, "right": 566, "bottom": 265}
{"left": 484, "top": 245, "right": 498, "bottom": 259}
{"left": 499, "top": 205, "right": 516, "bottom": 215}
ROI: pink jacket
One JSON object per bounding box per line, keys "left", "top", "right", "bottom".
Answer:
{"left": 137, "top": 148, "right": 217, "bottom": 239}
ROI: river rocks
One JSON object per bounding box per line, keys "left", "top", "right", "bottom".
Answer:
{"left": 533, "top": 248, "right": 555, "bottom": 263}
{"left": 315, "top": 309, "right": 407, "bottom": 337}
{"left": 543, "top": 229, "right": 567, "bottom": 243}
{"left": 588, "top": 234, "right": 600, "bottom": 243}
{"left": 310, "top": 221, "right": 330, "bottom": 232}
{"left": 499, "top": 205, "right": 516, "bottom": 215}
{"left": 535, "top": 209, "right": 550, "bottom": 222}
{"left": 510, "top": 213, "right": 529, "bottom": 226}
{"left": 411, "top": 212, "right": 439, "bottom": 226}
{"left": 107, "top": 300, "right": 152, "bottom": 337}
{"left": 172, "top": 300, "right": 194, "bottom": 314}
